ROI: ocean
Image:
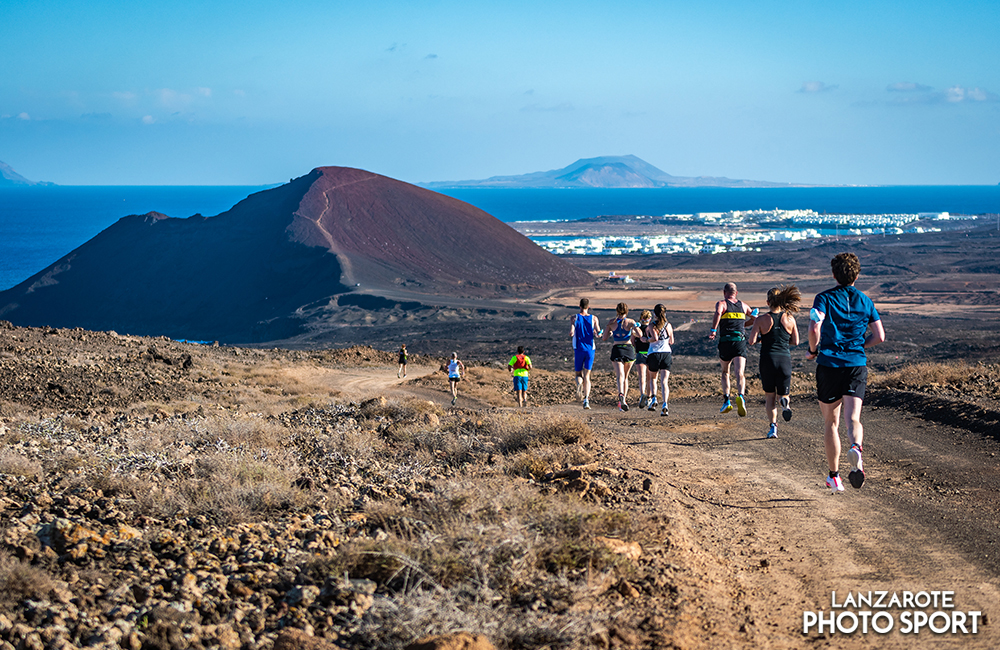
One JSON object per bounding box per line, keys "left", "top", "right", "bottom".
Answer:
{"left": 1, "top": 184, "right": 998, "bottom": 291}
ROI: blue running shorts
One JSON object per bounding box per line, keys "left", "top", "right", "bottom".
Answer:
{"left": 574, "top": 347, "right": 595, "bottom": 372}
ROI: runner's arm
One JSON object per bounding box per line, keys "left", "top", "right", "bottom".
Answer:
{"left": 666, "top": 323, "right": 675, "bottom": 346}
{"left": 747, "top": 315, "right": 764, "bottom": 345}
{"left": 807, "top": 309, "right": 824, "bottom": 360}
{"left": 709, "top": 301, "right": 724, "bottom": 340}
{"left": 865, "top": 320, "right": 886, "bottom": 348}
{"left": 788, "top": 316, "right": 800, "bottom": 346}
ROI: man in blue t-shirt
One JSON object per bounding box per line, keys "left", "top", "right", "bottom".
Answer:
{"left": 808, "top": 253, "right": 886, "bottom": 494}
{"left": 570, "top": 298, "right": 600, "bottom": 409}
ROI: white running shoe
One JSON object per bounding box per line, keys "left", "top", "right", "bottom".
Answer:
{"left": 781, "top": 396, "right": 792, "bottom": 422}
{"left": 583, "top": 398, "right": 591, "bottom": 410}
{"left": 848, "top": 444, "right": 865, "bottom": 489}
{"left": 661, "top": 405, "right": 669, "bottom": 417}
{"left": 826, "top": 475, "right": 845, "bottom": 494}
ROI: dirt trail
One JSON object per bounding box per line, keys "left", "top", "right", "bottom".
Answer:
{"left": 324, "top": 362, "right": 1000, "bottom": 648}
{"left": 583, "top": 397, "right": 1000, "bottom": 648}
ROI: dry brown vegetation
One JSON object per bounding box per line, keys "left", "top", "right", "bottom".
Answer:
{"left": 0, "top": 327, "right": 675, "bottom": 650}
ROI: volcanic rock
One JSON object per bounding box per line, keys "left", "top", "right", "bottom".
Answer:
{"left": 0, "top": 167, "right": 590, "bottom": 341}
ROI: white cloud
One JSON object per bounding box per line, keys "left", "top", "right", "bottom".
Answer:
{"left": 798, "top": 81, "right": 837, "bottom": 94}
{"left": 946, "top": 86, "right": 994, "bottom": 102}
{"left": 142, "top": 115, "right": 155, "bottom": 124}
{"left": 197, "top": 87, "right": 212, "bottom": 98}
{"left": 17, "top": 112, "right": 30, "bottom": 120}
{"left": 886, "top": 82, "right": 932, "bottom": 93}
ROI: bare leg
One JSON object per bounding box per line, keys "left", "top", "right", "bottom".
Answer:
{"left": 732, "top": 356, "right": 747, "bottom": 395}
{"left": 450, "top": 380, "right": 459, "bottom": 400}
{"left": 582, "top": 369, "right": 592, "bottom": 401}
{"left": 622, "top": 361, "right": 634, "bottom": 402}
{"left": 720, "top": 358, "right": 732, "bottom": 396}
{"left": 819, "top": 400, "right": 844, "bottom": 472}
{"left": 764, "top": 392, "right": 777, "bottom": 424}
{"left": 660, "top": 370, "right": 670, "bottom": 407}
{"left": 842, "top": 396, "right": 864, "bottom": 448}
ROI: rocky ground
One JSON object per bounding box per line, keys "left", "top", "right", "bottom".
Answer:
{"left": 2, "top": 317, "right": 1000, "bottom": 650}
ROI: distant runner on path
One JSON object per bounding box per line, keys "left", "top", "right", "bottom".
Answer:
{"left": 508, "top": 346, "right": 532, "bottom": 408}
{"left": 397, "top": 344, "right": 408, "bottom": 378}
{"left": 633, "top": 310, "right": 652, "bottom": 409}
{"left": 708, "top": 283, "right": 757, "bottom": 417}
{"left": 644, "top": 304, "right": 675, "bottom": 417}
{"left": 602, "top": 302, "right": 643, "bottom": 411}
{"left": 447, "top": 352, "right": 465, "bottom": 406}
{"left": 808, "top": 253, "right": 885, "bottom": 494}
{"left": 570, "top": 298, "right": 600, "bottom": 410}
{"left": 748, "top": 285, "right": 801, "bottom": 439}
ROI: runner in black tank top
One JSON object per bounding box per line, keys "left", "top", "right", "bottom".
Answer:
{"left": 749, "top": 285, "right": 802, "bottom": 438}
{"left": 709, "top": 283, "right": 757, "bottom": 416}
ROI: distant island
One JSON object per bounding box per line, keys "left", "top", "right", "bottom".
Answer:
{"left": 0, "top": 160, "right": 55, "bottom": 186}
{"left": 422, "top": 155, "right": 817, "bottom": 189}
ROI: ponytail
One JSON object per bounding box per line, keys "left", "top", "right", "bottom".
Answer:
{"left": 653, "top": 303, "right": 668, "bottom": 331}
{"left": 767, "top": 285, "right": 802, "bottom": 314}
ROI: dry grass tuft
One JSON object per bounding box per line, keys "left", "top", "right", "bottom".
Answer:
{"left": 0, "top": 449, "right": 42, "bottom": 477}
{"left": 0, "top": 551, "right": 56, "bottom": 606}
{"left": 876, "top": 361, "right": 975, "bottom": 389}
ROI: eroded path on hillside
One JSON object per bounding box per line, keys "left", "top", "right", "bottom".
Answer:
{"left": 306, "top": 363, "right": 1000, "bottom": 649}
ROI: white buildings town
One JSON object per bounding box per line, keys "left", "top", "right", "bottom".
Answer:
{"left": 530, "top": 209, "right": 964, "bottom": 256}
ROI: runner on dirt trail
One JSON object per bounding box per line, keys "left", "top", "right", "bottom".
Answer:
{"left": 748, "top": 285, "right": 801, "bottom": 439}
{"left": 708, "top": 282, "right": 756, "bottom": 418}
{"left": 508, "top": 346, "right": 532, "bottom": 408}
{"left": 570, "top": 298, "right": 600, "bottom": 410}
{"left": 644, "top": 303, "right": 675, "bottom": 417}
{"left": 602, "top": 302, "right": 643, "bottom": 411}
{"left": 633, "top": 310, "right": 652, "bottom": 409}
{"left": 807, "top": 253, "right": 885, "bottom": 494}
{"left": 447, "top": 352, "right": 465, "bottom": 406}
{"left": 397, "top": 344, "right": 408, "bottom": 378}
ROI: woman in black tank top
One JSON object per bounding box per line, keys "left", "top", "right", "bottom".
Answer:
{"left": 748, "top": 285, "right": 801, "bottom": 438}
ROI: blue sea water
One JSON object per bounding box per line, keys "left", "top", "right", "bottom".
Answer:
{"left": 0, "top": 186, "right": 271, "bottom": 291}
{"left": 1, "top": 184, "right": 998, "bottom": 291}
{"left": 438, "top": 186, "right": 1000, "bottom": 223}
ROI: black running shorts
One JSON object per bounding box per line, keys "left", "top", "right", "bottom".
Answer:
{"left": 759, "top": 354, "right": 792, "bottom": 394}
{"left": 816, "top": 364, "right": 868, "bottom": 403}
{"left": 718, "top": 339, "right": 747, "bottom": 362}
{"left": 610, "top": 343, "right": 637, "bottom": 363}
{"left": 646, "top": 352, "right": 673, "bottom": 373}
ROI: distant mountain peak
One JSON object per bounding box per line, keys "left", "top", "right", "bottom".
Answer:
{"left": 0, "top": 160, "right": 55, "bottom": 186}
{"left": 422, "top": 155, "right": 810, "bottom": 189}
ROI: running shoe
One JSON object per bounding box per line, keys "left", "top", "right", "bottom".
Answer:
{"left": 767, "top": 423, "right": 777, "bottom": 439}
{"left": 847, "top": 444, "right": 865, "bottom": 489}
{"left": 826, "top": 475, "right": 845, "bottom": 494}
{"left": 661, "top": 405, "right": 669, "bottom": 417}
{"left": 647, "top": 397, "right": 657, "bottom": 412}
{"left": 781, "top": 396, "right": 792, "bottom": 422}
{"left": 620, "top": 394, "right": 630, "bottom": 412}
{"left": 638, "top": 394, "right": 647, "bottom": 409}
{"left": 735, "top": 393, "right": 747, "bottom": 417}
{"left": 451, "top": 397, "right": 457, "bottom": 406}
{"left": 582, "top": 399, "right": 590, "bottom": 410}
{"left": 397, "top": 371, "right": 401, "bottom": 378}
{"left": 720, "top": 397, "right": 733, "bottom": 413}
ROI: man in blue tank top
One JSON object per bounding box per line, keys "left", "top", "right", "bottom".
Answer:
{"left": 570, "top": 298, "right": 600, "bottom": 409}
{"left": 808, "top": 253, "right": 885, "bottom": 494}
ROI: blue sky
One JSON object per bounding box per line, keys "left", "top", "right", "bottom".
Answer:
{"left": 2, "top": 0, "right": 998, "bottom": 185}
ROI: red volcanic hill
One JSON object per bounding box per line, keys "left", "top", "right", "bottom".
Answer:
{"left": 0, "top": 167, "right": 591, "bottom": 342}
